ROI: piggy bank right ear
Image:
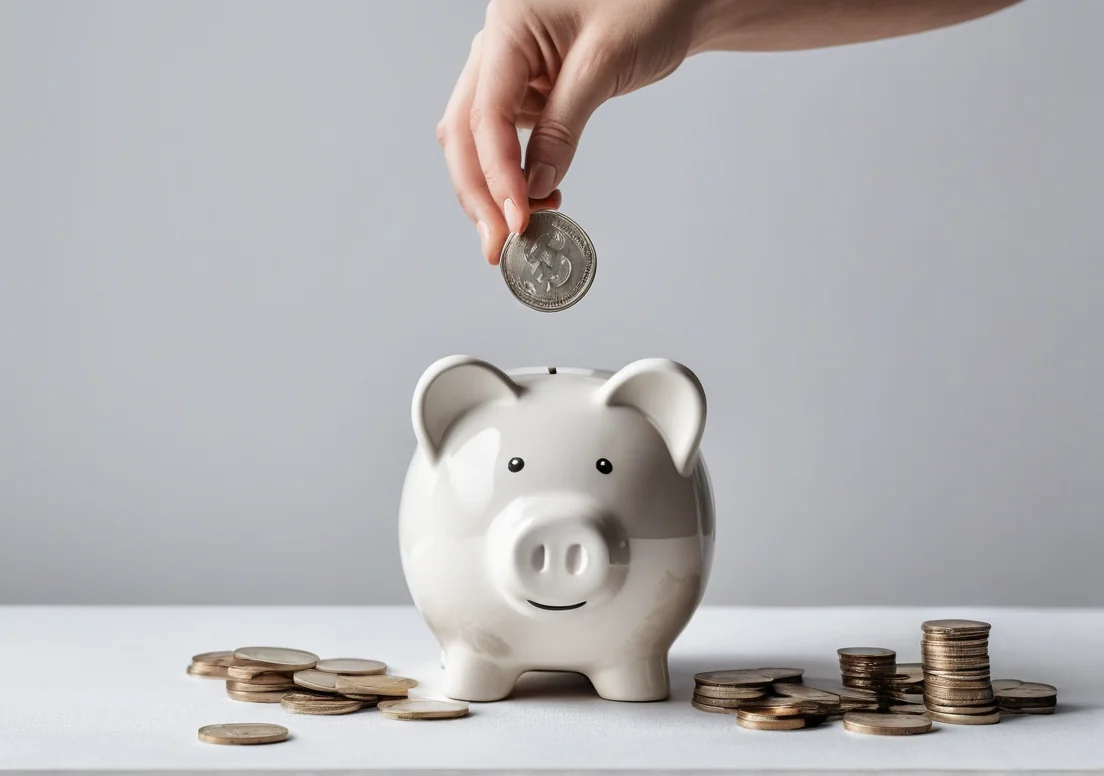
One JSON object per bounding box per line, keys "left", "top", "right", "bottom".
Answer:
{"left": 412, "top": 355, "right": 521, "bottom": 462}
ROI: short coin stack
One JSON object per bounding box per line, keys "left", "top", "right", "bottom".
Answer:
{"left": 691, "top": 668, "right": 801, "bottom": 714}
{"left": 921, "top": 619, "right": 1000, "bottom": 725}
{"left": 993, "top": 680, "right": 1058, "bottom": 715}
{"left": 835, "top": 650, "right": 926, "bottom": 711}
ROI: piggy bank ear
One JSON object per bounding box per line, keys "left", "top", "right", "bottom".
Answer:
{"left": 412, "top": 355, "right": 521, "bottom": 462}
{"left": 595, "top": 358, "right": 706, "bottom": 477}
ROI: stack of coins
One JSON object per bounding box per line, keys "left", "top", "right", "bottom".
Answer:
{"left": 691, "top": 670, "right": 773, "bottom": 713}
{"left": 920, "top": 619, "right": 1000, "bottom": 725}
{"left": 838, "top": 647, "right": 897, "bottom": 689}
{"left": 734, "top": 695, "right": 836, "bottom": 731}
{"left": 223, "top": 647, "right": 318, "bottom": 704}
{"left": 993, "top": 680, "right": 1058, "bottom": 715}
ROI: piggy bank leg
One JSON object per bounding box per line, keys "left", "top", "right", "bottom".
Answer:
{"left": 587, "top": 655, "right": 670, "bottom": 702}
{"left": 442, "top": 647, "right": 521, "bottom": 702}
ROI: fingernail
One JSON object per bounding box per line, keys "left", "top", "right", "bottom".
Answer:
{"left": 526, "top": 163, "right": 556, "bottom": 200}
{"left": 476, "top": 219, "right": 490, "bottom": 255}
{"left": 503, "top": 198, "right": 523, "bottom": 234}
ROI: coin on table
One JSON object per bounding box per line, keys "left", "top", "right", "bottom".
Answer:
{"left": 281, "top": 692, "right": 364, "bottom": 716}
{"left": 925, "top": 710, "right": 1001, "bottom": 725}
{"left": 232, "top": 647, "right": 318, "bottom": 671}
{"left": 770, "top": 684, "right": 841, "bottom": 706}
{"left": 314, "top": 658, "right": 386, "bottom": 675}
{"left": 692, "top": 694, "right": 750, "bottom": 709}
{"left": 227, "top": 665, "right": 292, "bottom": 681}
{"left": 187, "top": 664, "right": 230, "bottom": 679}
{"left": 377, "top": 699, "right": 405, "bottom": 710}
{"left": 693, "top": 685, "right": 766, "bottom": 700}
{"left": 694, "top": 670, "right": 773, "bottom": 688}
{"left": 991, "top": 679, "right": 1025, "bottom": 692}
{"left": 341, "top": 693, "right": 380, "bottom": 703}
{"left": 197, "top": 723, "right": 289, "bottom": 746}
{"left": 227, "top": 679, "right": 297, "bottom": 693}
{"left": 691, "top": 699, "right": 735, "bottom": 714}
{"left": 334, "top": 674, "right": 418, "bottom": 695}
{"left": 293, "top": 669, "right": 341, "bottom": 693}
{"left": 226, "top": 686, "right": 291, "bottom": 703}
{"left": 997, "top": 683, "right": 1057, "bottom": 699}
{"left": 755, "top": 667, "right": 804, "bottom": 683}
{"left": 735, "top": 713, "right": 810, "bottom": 731}
{"left": 925, "top": 703, "right": 998, "bottom": 715}
{"left": 888, "top": 704, "right": 929, "bottom": 715}
{"left": 192, "top": 651, "right": 238, "bottom": 668}
{"left": 843, "top": 712, "right": 932, "bottom": 736}
{"left": 380, "top": 699, "right": 470, "bottom": 720}
{"left": 500, "top": 210, "right": 596, "bottom": 313}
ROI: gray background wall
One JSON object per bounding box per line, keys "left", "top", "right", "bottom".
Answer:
{"left": 1, "top": 0, "right": 1101, "bottom": 606}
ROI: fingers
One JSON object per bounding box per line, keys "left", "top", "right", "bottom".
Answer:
{"left": 470, "top": 32, "right": 533, "bottom": 238}
{"left": 438, "top": 34, "right": 510, "bottom": 264}
{"left": 523, "top": 44, "right": 614, "bottom": 200}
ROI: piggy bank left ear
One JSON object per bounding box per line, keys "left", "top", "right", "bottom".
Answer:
{"left": 412, "top": 355, "right": 521, "bottom": 462}
{"left": 595, "top": 358, "right": 706, "bottom": 477}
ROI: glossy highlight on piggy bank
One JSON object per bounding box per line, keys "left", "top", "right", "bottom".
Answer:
{"left": 398, "top": 356, "right": 715, "bottom": 702}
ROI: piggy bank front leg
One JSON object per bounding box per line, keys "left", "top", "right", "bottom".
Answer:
{"left": 586, "top": 655, "right": 670, "bottom": 702}
{"left": 442, "top": 646, "right": 522, "bottom": 702}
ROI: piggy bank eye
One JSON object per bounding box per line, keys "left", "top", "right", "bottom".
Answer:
{"left": 507, "top": 457, "right": 525, "bottom": 473}
{"left": 595, "top": 458, "right": 613, "bottom": 475}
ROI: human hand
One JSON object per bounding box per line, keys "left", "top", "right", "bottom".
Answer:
{"left": 436, "top": 0, "right": 706, "bottom": 264}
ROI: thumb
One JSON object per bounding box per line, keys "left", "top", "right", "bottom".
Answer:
{"left": 524, "top": 46, "right": 616, "bottom": 200}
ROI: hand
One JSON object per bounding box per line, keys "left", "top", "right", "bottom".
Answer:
{"left": 437, "top": 0, "right": 705, "bottom": 265}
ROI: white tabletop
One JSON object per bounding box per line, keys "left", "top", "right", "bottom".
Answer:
{"left": 0, "top": 605, "right": 1099, "bottom": 774}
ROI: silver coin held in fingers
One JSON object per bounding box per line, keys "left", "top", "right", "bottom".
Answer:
{"left": 500, "top": 210, "right": 596, "bottom": 312}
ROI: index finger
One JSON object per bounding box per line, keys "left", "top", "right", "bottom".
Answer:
{"left": 469, "top": 33, "right": 532, "bottom": 236}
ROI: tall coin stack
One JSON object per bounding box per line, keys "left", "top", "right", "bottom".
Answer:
{"left": 920, "top": 619, "right": 1000, "bottom": 725}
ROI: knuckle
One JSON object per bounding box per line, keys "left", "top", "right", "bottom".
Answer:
{"left": 530, "top": 118, "right": 576, "bottom": 151}
{"left": 435, "top": 120, "right": 449, "bottom": 148}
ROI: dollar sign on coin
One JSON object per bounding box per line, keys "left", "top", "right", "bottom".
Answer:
{"left": 500, "top": 210, "right": 596, "bottom": 312}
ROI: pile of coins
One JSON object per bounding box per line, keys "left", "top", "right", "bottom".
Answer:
{"left": 691, "top": 617, "right": 1058, "bottom": 736}
{"left": 993, "top": 680, "right": 1058, "bottom": 715}
{"left": 189, "top": 646, "right": 468, "bottom": 744}
{"left": 921, "top": 619, "right": 999, "bottom": 725}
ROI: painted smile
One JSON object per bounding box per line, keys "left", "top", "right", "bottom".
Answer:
{"left": 528, "top": 600, "right": 586, "bottom": 611}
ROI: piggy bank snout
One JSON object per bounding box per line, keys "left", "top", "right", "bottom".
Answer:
{"left": 488, "top": 495, "right": 621, "bottom": 611}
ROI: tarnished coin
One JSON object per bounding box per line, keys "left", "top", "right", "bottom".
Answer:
{"left": 889, "top": 704, "right": 930, "bottom": 715}
{"left": 838, "top": 648, "right": 895, "bottom": 659}
{"left": 500, "top": 210, "right": 596, "bottom": 312}
{"left": 314, "top": 658, "right": 386, "bottom": 675}
{"left": 334, "top": 674, "right": 418, "bottom": 695}
{"left": 192, "top": 651, "right": 238, "bottom": 668}
{"left": 692, "top": 694, "right": 752, "bottom": 709}
{"left": 921, "top": 619, "right": 991, "bottom": 635}
{"left": 691, "top": 699, "right": 734, "bottom": 714}
{"left": 280, "top": 692, "right": 364, "bottom": 716}
{"left": 341, "top": 693, "right": 380, "bottom": 703}
{"left": 926, "top": 710, "right": 1001, "bottom": 725}
{"left": 197, "top": 723, "right": 288, "bottom": 746}
{"left": 226, "top": 679, "right": 297, "bottom": 693}
{"left": 187, "top": 664, "right": 230, "bottom": 679}
{"left": 693, "top": 670, "right": 773, "bottom": 688}
{"left": 293, "top": 669, "right": 341, "bottom": 693}
{"left": 997, "top": 683, "right": 1056, "bottom": 699}
{"left": 925, "top": 703, "right": 998, "bottom": 715}
{"left": 380, "top": 699, "right": 470, "bottom": 720}
{"left": 755, "top": 667, "right": 804, "bottom": 683}
{"left": 226, "top": 686, "right": 291, "bottom": 703}
{"left": 693, "top": 685, "right": 766, "bottom": 700}
{"left": 991, "top": 679, "right": 1025, "bottom": 692}
{"left": 738, "top": 697, "right": 827, "bottom": 717}
{"left": 843, "top": 712, "right": 932, "bottom": 736}
{"left": 232, "top": 647, "right": 319, "bottom": 671}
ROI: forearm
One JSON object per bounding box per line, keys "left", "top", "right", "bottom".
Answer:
{"left": 689, "top": 0, "right": 1023, "bottom": 54}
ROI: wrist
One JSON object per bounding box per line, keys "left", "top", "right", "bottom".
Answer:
{"left": 688, "top": 0, "right": 758, "bottom": 55}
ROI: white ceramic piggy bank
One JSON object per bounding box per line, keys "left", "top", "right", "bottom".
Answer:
{"left": 398, "top": 355, "right": 714, "bottom": 702}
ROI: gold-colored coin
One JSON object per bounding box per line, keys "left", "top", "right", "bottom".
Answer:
{"left": 293, "top": 669, "right": 341, "bottom": 693}
{"left": 838, "top": 648, "right": 895, "bottom": 659}
{"left": 232, "top": 647, "right": 319, "bottom": 671}
{"left": 991, "top": 679, "right": 1025, "bottom": 692}
{"left": 225, "top": 686, "right": 291, "bottom": 703}
{"left": 226, "top": 665, "right": 293, "bottom": 681}
{"left": 754, "top": 667, "right": 804, "bottom": 683}
{"left": 997, "top": 683, "right": 1056, "bottom": 699}
{"left": 226, "top": 679, "right": 297, "bottom": 693}
{"left": 341, "top": 693, "right": 380, "bottom": 703}
{"left": 334, "top": 674, "right": 418, "bottom": 695}
{"left": 693, "top": 670, "right": 774, "bottom": 688}
{"left": 693, "top": 685, "right": 766, "bottom": 700}
{"left": 921, "top": 619, "right": 991, "bottom": 635}
{"left": 770, "top": 684, "right": 841, "bottom": 706}
{"left": 925, "top": 710, "right": 1001, "bottom": 725}
{"left": 843, "top": 712, "right": 932, "bottom": 736}
{"left": 191, "top": 651, "right": 238, "bottom": 668}
{"left": 691, "top": 699, "right": 734, "bottom": 714}
{"left": 735, "top": 714, "right": 809, "bottom": 731}
{"left": 924, "top": 703, "right": 998, "bottom": 715}
{"left": 280, "top": 692, "right": 364, "bottom": 716}
{"left": 314, "top": 658, "right": 387, "bottom": 675}
{"left": 889, "top": 704, "right": 929, "bottom": 715}
{"left": 187, "top": 664, "right": 230, "bottom": 679}
{"left": 692, "top": 694, "right": 750, "bottom": 709}
{"left": 197, "top": 723, "right": 288, "bottom": 746}
{"left": 379, "top": 699, "right": 470, "bottom": 720}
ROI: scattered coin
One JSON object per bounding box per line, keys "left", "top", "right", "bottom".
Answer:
{"left": 843, "top": 712, "right": 932, "bottom": 736}
{"left": 192, "top": 651, "right": 238, "bottom": 668}
{"left": 225, "top": 686, "right": 292, "bottom": 704}
{"left": 991, "top": 679, "right": 1025, "bottom": 692}
{"left": 226, "top": 679, "right": 297, "bottom": 693}
{"left": 232, "top": 647, "right": 319, "bottom": 672}
{"left": 995, "top": 682, "right": 1057, "bottom": 714}
{"left": 197, "top": 723, "right": 289, "bottom": 746}
{"left": 735, "top": 715, "right": 808, "bottom": 731}
{"left": 889, "top": 704, "right": 929, "bottom": 715}
{"left": 500, "top": 210, "right": 597, "bottom": 313}
{"left": 770, "top": 684, "right": 841, "bottom": 707}
{"left": 227, "top": 665, "right": 293, "bottom": 681}
{"left": 693, "top": 685, "right": 767, "bottom": 700}
{"left": 187, "top": 663, "right": 230, "bottom": 679}
{"left": 314, "top": 658, "right": 386, "bottom": 675}
{"left": 334, "top": 674, "right": 418, "bottom": 696}
{"left": 691, "top": 699, "right": 735, "bottom": 714}
{"left": 693, "top": 670, "right": 773, "bottom": 688}
{"left": 755, "top": 667, "right": 804, "bottom": 683}
{"left": 692, "top": 694, "right": 753, "bottom": 709}
{"left": 926, "top": 710, "right": 1001, "bottom": 725}
{"left": 340, "top": 693, "right": 381, "bottom": 703}
{"left": 379, "top": 699, "right": 470, "bottom": 720}
{"left": 293, "top": 669, "right": 341, "bottom": 693}
{"left": 280, "top": 692, "right": 364, "bottom": 716}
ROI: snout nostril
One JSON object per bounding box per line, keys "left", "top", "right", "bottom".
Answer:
{"left": 531, "top": 544, "right": 548, "bottom": 572}
{"left": 565, "top": 543, "right": 588, "bottom": 575}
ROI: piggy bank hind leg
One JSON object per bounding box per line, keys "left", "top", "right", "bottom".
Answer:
{"left": 586, "top": 654, "right": 670, "bottom": 702}
{"left": 442, "top": 646, "right": 522, "bottom": 702}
